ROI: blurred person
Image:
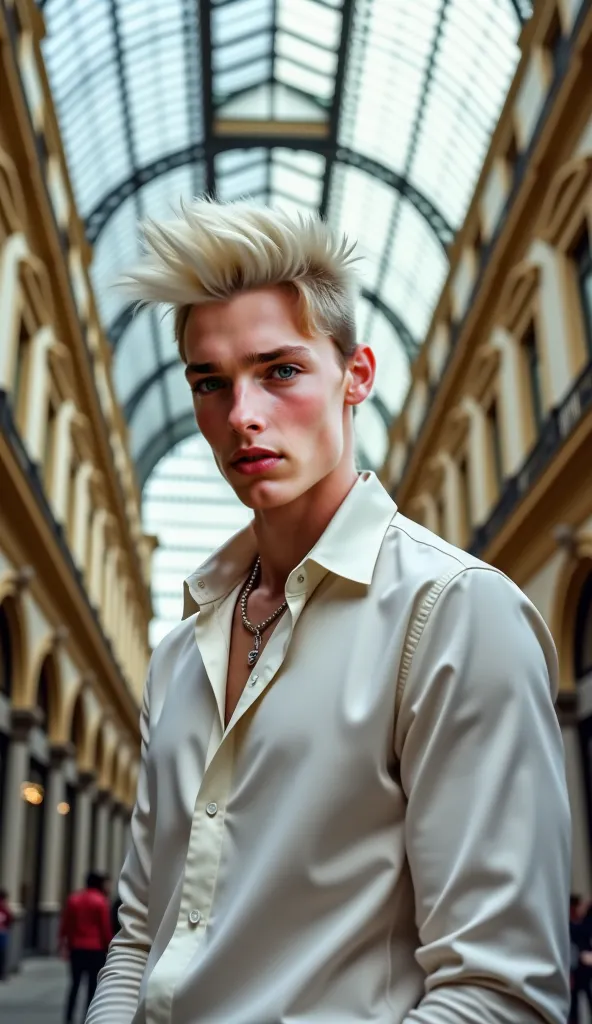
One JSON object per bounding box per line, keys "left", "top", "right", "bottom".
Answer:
{"left": 0, "top": 888, "right": 13, "bottom": 981}
{"left": 570, "top": 895, "right": 592, "bottom": 1023}
{"left": 87, "top": 201, "right": 570, "bottom": 1024}
{"left": 60, "top": 871, "right": 112, "bottom": 1022}
{"left": 98, "top": 872, "right": 122, "bottom": 935}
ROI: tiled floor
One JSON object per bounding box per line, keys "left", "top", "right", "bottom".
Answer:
{"left": 0, "top": 958, "right": 69, "bottom": 1024}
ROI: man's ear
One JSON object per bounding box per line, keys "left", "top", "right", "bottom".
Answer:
{"left": 344, "top": 344, "right": 376, "bottom": 407}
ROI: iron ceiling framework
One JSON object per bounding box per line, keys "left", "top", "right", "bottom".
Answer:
{"left": 39, "top": 0, "right": 532, "bottom": 485}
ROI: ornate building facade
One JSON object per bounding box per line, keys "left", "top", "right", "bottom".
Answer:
{"left": 382, "top": 0, "right": 592, "bottom": 894}
{"left": 0, "top": 0, "right": 153, "bottom": 971}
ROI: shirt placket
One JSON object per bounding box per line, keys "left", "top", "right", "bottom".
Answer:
{"left": 145, "top": 567, "right": 316, "bottom": 1024}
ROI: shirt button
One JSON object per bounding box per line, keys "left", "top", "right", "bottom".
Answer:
{"left": 249, "top": 674, "right": 259, "bottom": 687}
{"left": 197, "top": 579, "right": 205, "bottom": 589}
{"left": 188, "top": 909, "right": 201, "bottom": 926}
{"left": 206, "top": 802, "right": 218, "bottom": 817}
{"left": 297, "top": 572, "right": 305, "bottom": 583}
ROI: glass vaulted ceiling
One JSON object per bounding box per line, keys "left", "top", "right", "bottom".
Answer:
{"left": 38, "top": 0, "right": 531, "bottom": 641}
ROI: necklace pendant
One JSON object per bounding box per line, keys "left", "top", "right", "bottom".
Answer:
{"left": 247, "top": 649, "right": 259, "bottom": 667}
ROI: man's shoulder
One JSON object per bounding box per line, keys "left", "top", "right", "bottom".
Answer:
{"left": 382, "top": 511, "right": 493, "bottom": 589}
{"left": 150, "top": 614, "right": 199, "bottom": 671}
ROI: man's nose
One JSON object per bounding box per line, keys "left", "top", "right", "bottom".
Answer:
{"left": 227, "top": 382, "right": 265, "bottom": 434}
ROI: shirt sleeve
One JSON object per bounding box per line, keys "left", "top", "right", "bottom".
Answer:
{"left": 393, "top": 566, "right": 571, "bottom": 1024}
{"left": 86, "top": 661, "right": 154, "bottom": 1024}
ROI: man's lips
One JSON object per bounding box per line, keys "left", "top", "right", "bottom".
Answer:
{"left": 231, "top": 452, "right": 283, "bottom": 475}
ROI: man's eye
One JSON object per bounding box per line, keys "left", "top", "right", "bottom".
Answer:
{"left": 271, "top": 365, "right": 300, "bottom": 381}
{"left": 192, "top": 378, "right": 222, "bottom": 395}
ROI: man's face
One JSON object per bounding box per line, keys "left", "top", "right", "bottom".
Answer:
{"left": 183, "top": 287, "right": 371, "bottom": 510}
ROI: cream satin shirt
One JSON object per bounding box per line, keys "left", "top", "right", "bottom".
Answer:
{"left": 88, "top": 471, "right": 570, "bottom": 1024}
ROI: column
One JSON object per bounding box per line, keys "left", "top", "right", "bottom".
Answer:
{"left": 492, "top": 327, "right": 531, "bottom": 475}
{"left": 37, "top": 745, "right": 69, "bottom": 953}
{"left": 71, "top": 772, "right": 95, "bottom": 892}
{"left": 88, "top": 510, "right": 108, "bottom": 608}
{"left": 109, "top": 805, "right": 125, "bottom": 890}
{"left": 71, "top": 462, "right": 93, "bottom": 569}
{"left": 93, "top": 791, "right": 111, "bottom": 874}
{"left": 122, "top": 814, "right": 132, "bottom": 867}
{"left": 465, "top": 400, "right": 494, "bottom": 526}
{"left": 0, "top": 233, "right": 28, "bottom": 392}
{"left": 47, "top": 400, "right": 75, "bottom": 525}
{"left": 22, "top": 327, "right": 53, "bottom": 464}
{"left": 441, "top": 456, "right": 465, "bottom": 548}
{"left": 0, "top": 710, "right": 34, "bottom": 973}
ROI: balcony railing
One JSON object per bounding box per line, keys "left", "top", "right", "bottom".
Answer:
{"left": 471, "top": 357, "right": 592, "bottom": 556}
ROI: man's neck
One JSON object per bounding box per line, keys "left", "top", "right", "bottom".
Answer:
{"left": 252, "top": 465, "right": 359, "bottom": 600}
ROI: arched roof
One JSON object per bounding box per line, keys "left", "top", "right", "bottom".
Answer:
{"left": 39, "top": 0, "right": 531, "bottom": 641}
{"left": 39, "top": 0, "right": 530, "bottom": 478}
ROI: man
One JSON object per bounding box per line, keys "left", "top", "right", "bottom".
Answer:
{"left": 0, "top": 888, "right": 13, "bottom": 981}
{"left": 60, "top": 871, "right": 112, "bottom": 1022}
{"left": 88, "top": 201, "right": 570, "bottom": 1023}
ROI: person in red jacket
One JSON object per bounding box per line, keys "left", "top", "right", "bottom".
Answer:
{"left": 0, "top": 889, "right": 14, "bottom": 981}
{"left": 59, "top": 872, "right": 113, "bottom": 1022}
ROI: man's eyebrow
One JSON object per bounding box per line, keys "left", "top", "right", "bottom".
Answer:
{"left": 184, "top": 345, "right": 310, "bottom": 377}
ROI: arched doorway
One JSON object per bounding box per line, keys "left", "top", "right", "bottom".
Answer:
{"left": 575, "top": 572, "right": 592, "bottom": 848}
{"left": 576, "top": 573, "right": 592, "bottom": 682}
{"left": 21, "top": 656, "right": 58, "bottom": 952}
{"left": 0, "top": 603, "right": 13, "bottom": 840}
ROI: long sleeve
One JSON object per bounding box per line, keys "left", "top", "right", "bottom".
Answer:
{"left": 86, "top": 661, "right": 154, "bottom": 1024}
{"left": 393, "top": 566, "right": 571, "bottom": 1024}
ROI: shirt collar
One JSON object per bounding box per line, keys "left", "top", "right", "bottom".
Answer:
{"left": 183, "top": 471, "right": 397, "bottom": 619}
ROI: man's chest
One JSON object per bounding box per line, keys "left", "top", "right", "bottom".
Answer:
{"left": 224, "top": 599, "right": 286, "bottom": 727}
{"left": 148, "top": 575, "right": 410, "bottom": 813}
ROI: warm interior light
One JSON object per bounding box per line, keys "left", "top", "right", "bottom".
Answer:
{"left": 57, "top": 801, "right": 70, "bottom": 815}
{"left": 21, "top": 781, "right": 44, "bottom": 805}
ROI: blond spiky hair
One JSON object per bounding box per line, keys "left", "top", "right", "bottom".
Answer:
{"left": 119, "top": 199, "right": 361, "bottom": 362}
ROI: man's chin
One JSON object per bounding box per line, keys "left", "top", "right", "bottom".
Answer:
{"left": 232, "top": 476, "right": 296, "bottom": 511}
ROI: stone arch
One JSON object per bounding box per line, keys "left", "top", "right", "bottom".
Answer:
{"left": 66, "top": 683, "right": 96, "bottom": 771}
{"left": 0, "top": 233, "right": 53, "bottom": 394}
{"left": 0, "top": 145, "right": 27, "bottom": 235}
{"left": 24, "top": 629, "right": 64, "bottom": 713}
{"left": 113, "top": 746, "right": 132, "bottom": 804}
{"left": 95, "top": 718, "right": 117, "bottom": 791}
{"left": 125, "top": 762, "right": 139, "bottom": 807}
{"left": 0, "top": 575, "right": 27, "bottom": 704}
{"left": 552, "top": 548, "right": 592, "bottom": 691}
{"left": 497, "top": 260, "right": 541, "bottom": 336}
{"left": 33, "top": 649, "right": 62, "bottom": 742}
{"left": 539, "top": 155, "right": 592, "bottom": 247}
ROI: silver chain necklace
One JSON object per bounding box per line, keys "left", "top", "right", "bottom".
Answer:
{"left": 240, "top": 556, "right": 287, "bottom": 667}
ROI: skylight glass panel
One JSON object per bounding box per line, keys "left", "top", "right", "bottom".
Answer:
{"left": 354, "top": 400, "right": 389, "bottom": 470}
{"left": 144, "top": 435, "right": 252, "bottom": 647}
{"left": 271, "top": 161, "right": 323, "bottom": 205}
{"left": 377, "top": 200, "right": 449, "bottom": 341}
{"left": 277, "top": 0, "right": 342, "bottom": 51}
{"left": 275, "top": 32, "right": 337, "bottom": 78}
{"left": 213, "top": 31, "right": 273, "bottom": 70}
{"left": 275, "top": 58, "right": 334, "bottom": 101}
{"left": 113, "top": 314, "right": 161, "bottom": 407}
{"left": 365, "top": 306, "right": 412, "bottom": 415}
{"left": 163, "top": 362, "right": 195, "bottom": 422}
{"left": 129, "top": 387, "right": 166, "bottom": 459}
{"left": 329, "top": 166, "right": 397, "bottom": 292}
{"left": 211, "top": 0, "right": 274, "bottom": 47}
